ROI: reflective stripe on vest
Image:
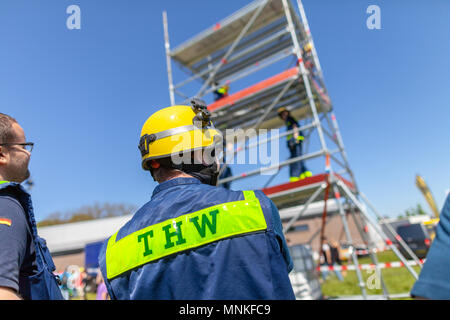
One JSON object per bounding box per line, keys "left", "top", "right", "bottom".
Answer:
{"left": 286, "top": 135, "right": 304, "bottom": 141}
{"left": 105, "top": 190, "right": 267, "bottom": 280}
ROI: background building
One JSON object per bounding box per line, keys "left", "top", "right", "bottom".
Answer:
{"left": 38, "top": 215, "right": 132, "bottom": 272}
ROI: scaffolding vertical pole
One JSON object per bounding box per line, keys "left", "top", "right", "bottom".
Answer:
{"left": 331, "top": 182, "right": 368, "bottom": 299}
{"left": 295, "top": 0, "right": 324, "bottom": 83}
{"left": 163, "top": 11, "right": 175, "bottom": 106}
{"left": 281, "top": 0, "right": 328, "bottom": 155}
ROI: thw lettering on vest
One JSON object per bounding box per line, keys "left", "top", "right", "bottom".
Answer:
{"left": 138, "top": 210, "right": 219, "bottom": 257}
{"left": 189, "top": 209, "right": 219, "bottom": 237}
{"left": 137, "top": 230, "right": 154, "bottom": 256}
{"left": 105, "top": 193, "right": 267, "bottom": 280}
{"left": 163, "top": 221, "right": 187, "bottom": 249}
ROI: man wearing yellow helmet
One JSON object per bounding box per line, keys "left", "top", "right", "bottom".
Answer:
{"left": 277, "top": 107, "right": 312, "bottom": 182}
{"left": 137, "top": 99, "right": 223, "bottom": 186}
{"left": 98, "top": 99, "right": 295, "bottom": 299}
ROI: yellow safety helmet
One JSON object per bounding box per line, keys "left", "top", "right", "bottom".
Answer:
{"left": 277, "top": 106, "right": 290, "bottom": 117}
{"left": 138, "top": 99, "right": 222, "bottom": 170}
{"left": 277, "top": 107, "right": 287, "bottom": 114}
{"left": 304, "top": 42, "right": 313, "bottom": 52}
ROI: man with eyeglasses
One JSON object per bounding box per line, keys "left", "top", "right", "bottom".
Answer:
{"left": 0, "top": 113, "right": 63, "bottom": 300}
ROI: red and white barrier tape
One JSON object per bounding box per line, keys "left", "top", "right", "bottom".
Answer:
{"left": 317, "top": 259, "right": 425, "bottom": 272}
{"left": 346, "top": 247, "right": 389, "bottom": 255}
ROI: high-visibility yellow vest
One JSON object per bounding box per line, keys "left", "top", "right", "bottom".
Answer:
{"left": 105, "top": 190, "right": 267, "bottom": 280}
{"left": 217, "top": 86, "right": 228, "bottom": 95}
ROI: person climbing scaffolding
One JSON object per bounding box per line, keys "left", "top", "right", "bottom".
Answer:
{"left": 277, "top": 107, "right": 312, "bottom": 182}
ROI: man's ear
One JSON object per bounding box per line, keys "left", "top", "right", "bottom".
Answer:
{"left": 150, "top": 160, "right": 160, "bottom": 169}
{"left": 0, "top": 146, "right": 7, "bottom": 165}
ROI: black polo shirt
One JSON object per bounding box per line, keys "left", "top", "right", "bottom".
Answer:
{"left": 0, "top": 189, "right": 37, "bottom": 292}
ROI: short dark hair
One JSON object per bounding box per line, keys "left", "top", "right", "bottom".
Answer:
{"left": 0, "top": 113, "right": 18, "bottom": 144}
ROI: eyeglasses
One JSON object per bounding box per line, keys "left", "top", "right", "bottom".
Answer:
{"left": 0, "top": 142, "right": 34, "bottom": 153}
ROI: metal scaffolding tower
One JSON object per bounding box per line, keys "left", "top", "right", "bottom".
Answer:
{"left": 162, "top": 0, "right": 421, "bottom": 300}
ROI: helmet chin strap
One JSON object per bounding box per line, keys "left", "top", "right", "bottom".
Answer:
{"left": 183, "top": 162, "right": 220, "bottom": 186}
{"left": 147, "top": 158, "right": 220, "bottom": 186}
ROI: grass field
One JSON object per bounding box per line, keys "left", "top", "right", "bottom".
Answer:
{"left": 320, "top": 250, "right": 421, "bottom": 299}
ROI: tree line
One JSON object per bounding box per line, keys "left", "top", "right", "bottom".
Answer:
{"left": 37, "top": 202, "right": 137, "bottom": 227}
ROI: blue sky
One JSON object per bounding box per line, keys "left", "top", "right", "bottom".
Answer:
{"left": 0, "top": 0, "right": 449, "bottom": 222}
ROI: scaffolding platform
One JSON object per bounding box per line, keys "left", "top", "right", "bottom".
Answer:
{"left": 208, "top": 67, "right": 330, "bottom": 130}
{"left": 262, "top": 173, "right": 355, "bottom": 210}
{"left": 164, "top": 0, "right": 331, "bottom": 113}
{"left": 170, "top": 0, "right": 301, "bottom": 73}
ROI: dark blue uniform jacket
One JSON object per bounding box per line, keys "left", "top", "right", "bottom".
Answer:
{"left": 99, "top": 177, "right": 295, "bottom": 300}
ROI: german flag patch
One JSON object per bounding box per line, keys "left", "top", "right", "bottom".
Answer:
{"left": 0, "top": 218, "right": 12, "bottom": 227}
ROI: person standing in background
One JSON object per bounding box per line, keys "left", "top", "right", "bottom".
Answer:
{"left": 329, "top": 240, "right": 344, "bottom": 281}
{"left": 96, "top": 272, "right": 108, "bottom": 300}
